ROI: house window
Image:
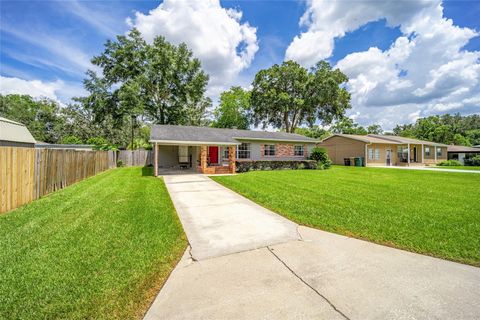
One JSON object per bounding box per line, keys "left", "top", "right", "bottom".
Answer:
{"left": 294, "top": 145, "right": 304, "bottom": 156}
{"left": 237, "top": 143, "right": 250, "bottom": 159}
{"left": 223, "top": 147, "right": 229, "bottom": 159}
{"left": 437, "top": 147, "right": 442, "bottom": 157}
{"left": 369, "top": 148, "right": 380, "bottom": 160}
{"left": 264, "top": 144, "right": 276, "bottom": 156}
{"left": 397, "top": 146, "right": 408, "bottom": 162}
{"left": 425, "top": 147, "right": 430, "bottom": 156}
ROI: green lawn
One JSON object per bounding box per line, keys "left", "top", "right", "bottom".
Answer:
{"left": 435, "top": 166, "right": 480, "bottom": 171}
{"left": 212, "top": 167, "right": 480, "bottom": 266}
{"left": 0, "top": 167, "right": 186, "bottom": 319}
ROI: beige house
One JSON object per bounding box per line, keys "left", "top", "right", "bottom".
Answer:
{"left": 318, "top": 134, "right": 448, "bottom": 166}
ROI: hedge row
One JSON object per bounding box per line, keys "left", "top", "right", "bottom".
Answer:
{"left": 236, "top": 160, "right": 318, "bottom": 173}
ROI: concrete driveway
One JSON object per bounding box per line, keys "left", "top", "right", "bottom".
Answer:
{"left": 162, "top": 174, "right": 299, "bottom": 260}
{"left": 145, "top": 174, "right": 480, "bottom": 320}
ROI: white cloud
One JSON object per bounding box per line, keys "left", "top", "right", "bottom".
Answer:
{"left": 287, "top": 0, "right": 480, "bottom": 129}
{"left": 0, "top": 76, "right": 86, "bottom": 104}
{"left": 286, "top": 0, "right": 435, "bottom": 66}
{"left": 128, "top": 0, "right": 259, "bottom": 98}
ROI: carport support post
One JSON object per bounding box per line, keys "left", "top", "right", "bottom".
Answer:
{"left": 154, "top": 142, "right": 158, "bottom": 177}
{"left": 200, "top": 146, "right": 207, "bottom": 173}
{"left": 228, "top": 146, "right": 236, "bottom": 174}
{"left": 407, "top": 143, "right": 410, "bottom": 165}
{"left": 421, "top": 144, "right": 424, "bottom": 163}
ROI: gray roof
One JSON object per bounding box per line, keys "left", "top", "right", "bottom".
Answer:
{"left": 0, "top": 116, "right": 36, "bottom": 144}
{"left": 150, "top": 125, "right": 318, "bottom": 145}
{"left": 367, "top": 134, "right": 449, "bottom": 147}
{"left": 323, "top": 134, "right": 448, "bottom": 147}
{"left": 447, "top": 145, "right": 480, "bottom": 153}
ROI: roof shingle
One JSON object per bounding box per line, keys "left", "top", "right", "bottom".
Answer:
{"left": 150, "top": 125, "right": 318, "bottom": 145}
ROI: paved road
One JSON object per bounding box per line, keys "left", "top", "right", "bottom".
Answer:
{"left": 145, "top": 174, "right": 480, "bottom": 320}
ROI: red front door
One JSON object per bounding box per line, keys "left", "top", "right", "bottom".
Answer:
{"left": 209, "top": 146, "right": 218, "bottom": 164}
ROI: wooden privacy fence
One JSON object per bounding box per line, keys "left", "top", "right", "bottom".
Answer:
{"left": 0, "top": 147, "right": 116, "bottom": 214}
{"left": 117, "top": 150, "right": 153, "bottom": 167}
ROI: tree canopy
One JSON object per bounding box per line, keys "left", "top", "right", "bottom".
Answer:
{"left": 79, "top": 28, "right": 210, "bottom": 126}
{"left": 250, "top": 60, "right": 350, "bottom": 133}
{"left": 211, "top": 86, "right": 250, "bottom": 129}
{"left": 393, "top": 114, "right": 480, "bottom": 146}
{"left": 0, "top": 94, "right": 64, "bottom": 143}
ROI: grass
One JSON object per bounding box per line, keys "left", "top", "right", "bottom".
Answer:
{"left": 0, "top": 167, "right": 187, "bottom": 319}
{"left": 435, "top": 166, "right": 480, "bottom": 171}
{"left": 212, "top": 166, "right": 480, "bottom": 266}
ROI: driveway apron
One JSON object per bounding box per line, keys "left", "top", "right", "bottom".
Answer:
{"left": 162, "top": 174, "right": 299, "bottom": 260}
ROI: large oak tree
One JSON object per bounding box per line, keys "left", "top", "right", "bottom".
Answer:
{"left": 79, "top": 29, "right": 210, "bottom": 126}
{"left": 250, "top": 60, "right": 350, "bottom": 132}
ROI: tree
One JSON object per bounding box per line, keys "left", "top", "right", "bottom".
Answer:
{"left": 79, "top": 28, "right": 210, "bottom": 127}
{"left": 250, "top": 60, "right": 350, "bottom": 133}
{"left": 0, "top": 94, "right": 65, "bottom": 143}
{"left": 367, "top": 124, "right": 383, "bottom": 134}
{"left": 392, "top": 113, "right": 480, "bottom": 145}
{"left": 331, "top": 117, "right": 367, "bottom": 135}
{"left": 212, "top": 87, "right": 250, "bottom": 129}
{"left": 294, "top": 125, "right": 330, "bottom": 140}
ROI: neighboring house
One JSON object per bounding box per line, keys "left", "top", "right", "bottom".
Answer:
{"left": 447, "top": 145, "right": 480, "bottom": 165}
{"left": 149, "top": 125, "right": 318, "bottom": 175}
{"left": 0, "top": 116, "right": 36, "bottom": 148}
{"left": 35, "top": 142, "right": 94, "bottom": 151}
{"left": 318, "top": 134, "right": 448, "bottom": 166}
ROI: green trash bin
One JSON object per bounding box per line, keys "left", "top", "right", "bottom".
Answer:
{"left": 354, "top": 157, "right": 361, "bottom": 166}
{"left": 360, "top": 157, "right": 365, "bottom": 166}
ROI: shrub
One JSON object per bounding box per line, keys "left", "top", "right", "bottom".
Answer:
{"left": 438, "top": 160, "right": 462, "bottom": 166}
{"left": 310, "top": 147, "right": 333, "bottom": 169}
{"left": 236, "top": 160, "right": 317, "bottom": 173}
{"left": 310, "top": 147, "right": 328, "bottom": 163}
{"left": 117, "top": 159, "right": 124, "bottom": 167}
{"left": 318, "top": 159, "right": 332, "bottom": 170}
{"left": 464, "top": 155, "right": 480, "bottom": 166}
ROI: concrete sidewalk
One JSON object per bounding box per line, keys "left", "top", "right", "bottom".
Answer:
{"left": 145, "top": 174, "right": 480, "bottom": 319}
{"left": 162, "top": 174, "right": 299, "bottom": 260}
{"left": 145, "top": 227, "right": 480, "bottom": 320}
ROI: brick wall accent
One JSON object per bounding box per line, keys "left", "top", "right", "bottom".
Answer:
{"left": 228, "top": 146, "right": 236, "bottom": 173}
{"left": 199, "top": 146, "right": 207, "bottom": 173}
{"left": 261, "top": 143, "right": 309, "bottom": 158}
{"left": 277, "top": 144, "right": 294, "bottom": 157}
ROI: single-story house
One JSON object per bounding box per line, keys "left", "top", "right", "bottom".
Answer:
{"left": 447, "top": 145, "right": 480, "bottom": 165}
{"left": 149, "top": 125, "right": 318, "bottom": 175}
{"left": 0, "top": 116, "right": 36, "bottom": 148}
{"left": 318, "top": 134, "right": 448, "bottom": 166}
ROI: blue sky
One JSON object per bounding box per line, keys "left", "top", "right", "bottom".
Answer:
{"left": 1, "top": 0, "right": 479, "bottom": 129}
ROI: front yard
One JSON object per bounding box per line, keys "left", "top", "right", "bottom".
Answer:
{"left": 0, "top": 167, "right": 186, "bottom": 319}
{"left": 212, "top": 166, "right": 480, "bottom": 266}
